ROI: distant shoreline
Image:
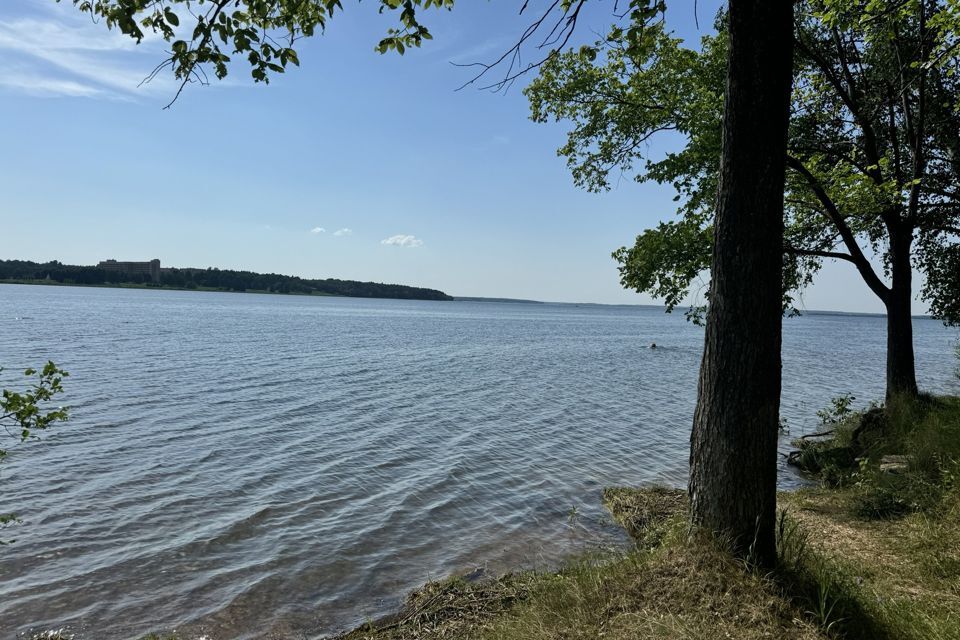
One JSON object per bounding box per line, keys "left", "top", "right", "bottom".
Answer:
{"left": 0, "top": 279, "right": 443, "bottom": 302}
{"left": 0, "top": 280, "right": 935, "bottom": 319}
{"left": 0, "top": 258, "right": 453, "bottom": 302}
{"left": 0, "top": 279, "right": 331, "bottom": 296}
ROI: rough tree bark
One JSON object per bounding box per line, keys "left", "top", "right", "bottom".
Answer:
{"left": 688, "top": 0, "right": 795, "bottom": 567}
{"left": 885, "top": 224, "right": 920, "bottom": 399}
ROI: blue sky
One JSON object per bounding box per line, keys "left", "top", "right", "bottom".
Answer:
{"left": 0, "top": 0, "right": 922, "bottom": 312}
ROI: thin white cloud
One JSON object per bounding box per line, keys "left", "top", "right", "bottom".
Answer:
{"left": 310, "top": 227, "right": 326, "bottom": 234}
{"left": 381, "top": 234, "right": 424, "bottom": 248}
{"left": 0, "top": 10, "right": 197, "bottom": 99}
{"left": 33, "top": 49, "right": 161, "bottom": 93}
{"left": 0, "top": 73, "right": 105, "bottom": 98}
{"left": 0, "top": 17, "right": 152, "bottom": 91}
{"left": 333, "top": 228, "right": 353, "bottom": 237}
{"left": 451, "top": 38, "right": 508, "bottom": 63}
{"left": 0, "top": 17, "right": 137, "bottom": 54}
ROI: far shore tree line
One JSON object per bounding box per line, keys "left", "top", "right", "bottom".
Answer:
{"left": 0, "top": 259, "right": 453, "bottom": 301}
{"left": 10, "top": 0, "right": 957, "bottom": 569}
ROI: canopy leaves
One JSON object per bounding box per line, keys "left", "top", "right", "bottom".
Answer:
{"left": 59, "top": 0, "right": 670, "bottom": 104}
{"left": 527, "top": 0, "right": 960, "bottom": 324}
{"left": 62, "top": 0, "right": 455, "bottom": 104}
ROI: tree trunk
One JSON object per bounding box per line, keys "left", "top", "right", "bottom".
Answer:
{"left": 885, "top": 226, "right": 919, "bottom": 399}
{"left": 688, "top": 0, "right": 794, "bottom": 568}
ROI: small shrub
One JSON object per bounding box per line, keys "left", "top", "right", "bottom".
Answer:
{"left": 791, "top": 443, "right": 858, "bottom": 486}
{"left": 789, "top": 405, "right": 864, "bottom": 485}
{"left": 816, "top": 393, "right": 856, "bottom": 426}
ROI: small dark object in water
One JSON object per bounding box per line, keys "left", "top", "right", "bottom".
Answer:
{"left": 650, "top": 342, "right": 657, "bottom": 349}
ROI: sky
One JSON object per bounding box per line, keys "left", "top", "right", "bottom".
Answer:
{"left": 0, "top": 0, "right": 927, "bottom": 313}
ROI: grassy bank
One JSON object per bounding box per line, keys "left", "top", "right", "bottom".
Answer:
{"left": 337, "top": 396, "right": 960, "bottom": 640}
{"left": 780, "top": 394, "right": 960, "bottom": 640}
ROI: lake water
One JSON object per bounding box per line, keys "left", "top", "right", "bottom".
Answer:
{"left": 1, "top": 284, "right": 958, "bottom": 639}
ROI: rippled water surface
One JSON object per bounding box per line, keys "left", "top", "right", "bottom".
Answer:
{"left": 1, "top": 284, "right": 958, "bottom": 639}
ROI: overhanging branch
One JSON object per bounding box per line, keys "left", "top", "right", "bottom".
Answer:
{"left": 786, "top": 154, "right": 891, "bottom": 301}
{"left": 784, "top": 246, "right": 856, "bottom": 263}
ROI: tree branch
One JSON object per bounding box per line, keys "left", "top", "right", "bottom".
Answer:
{"left": 794, "top": 32, "right": 885, "bottom": 185}
{"left": 453, "top": 0, "right": 589, "bottom": 92}
{"left": 784, "top": 246, "right": 856, "bottom": 262}
{"left": 906, "top": 2, "right": 929, "bottom": 226}
{"left": 918, "top": 223, "right": 960, "bottom": 235}
{"left": 786, "top": 154, "right": 891, "bottom": 301}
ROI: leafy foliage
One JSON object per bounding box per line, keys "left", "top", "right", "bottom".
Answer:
{"left": 921, "top": 241, "right": 960, "bottom": 324}
{"left": 62, "top": 0, "right": 456, "bottom": 102}
{"left": 611, "top": 219, "right": 712, "bottom": 318}
{"left": 58, "top": 0, "right": 670, "bottom": 105}
{"left": 526, "top": 20, "right": 727, "bottom": 320}
{"left": 526, "top": 2, "right": 960, "bottom": 325}
{"left": 1, "top": 362, "right": 69, "bottom": 540}
{"left": 816, "top": 394, "right": 857, "bottom": 426}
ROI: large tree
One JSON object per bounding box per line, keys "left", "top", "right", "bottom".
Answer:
{"left": 685, "top": 0, "right": 793, "bottom": 566}
{"left": 62, "top": 0, "right": 794, "bottom": 564}
{"left": 527, "top": 0, "right": 960, "bottom": 401}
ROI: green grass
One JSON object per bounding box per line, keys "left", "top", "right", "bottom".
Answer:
{"left": 791, "top": 394, "right": 960, "bottom": 517}
{"left": 780, "top": 395, "right": 960, "bottom": 640}
{"left": 780, "top": 483, "right": 960, "bottom": 640}
{"left": 475, "top": 536, "right": 824, "bottom": 640}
